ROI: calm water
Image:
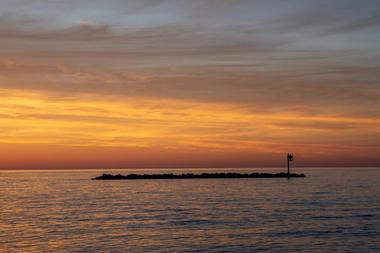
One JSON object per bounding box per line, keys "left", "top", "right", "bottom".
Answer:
{"left": 0, "top": 168, "right": 379, "bottom": 252}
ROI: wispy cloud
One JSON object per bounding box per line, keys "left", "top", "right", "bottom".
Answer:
{"left": 1, "top": 88, "right": 378, "bottom": 148}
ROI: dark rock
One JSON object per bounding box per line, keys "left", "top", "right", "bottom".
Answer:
{"left": 92, "top": 172, "right": 305, "bottom": 180}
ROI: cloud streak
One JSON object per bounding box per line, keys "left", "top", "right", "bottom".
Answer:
{"left": 1, "top": 87, "right": 379, "bottom": 168}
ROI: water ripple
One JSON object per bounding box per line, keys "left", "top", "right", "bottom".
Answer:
{"left": 1, "top": 168, "right": 380, "bottom": 252}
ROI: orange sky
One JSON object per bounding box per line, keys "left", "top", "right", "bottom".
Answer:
{"left": 0, "top": 88, "right": 379, "bottom": 168}
{"left": 0, "top": 1, "right": 380, "bottom": 168}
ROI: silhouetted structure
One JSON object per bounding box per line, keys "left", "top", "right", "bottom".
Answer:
{"left": 287, "top": 153, "right": 294, "bottom": 176}
{"left": 92, "top": 172, "right": 305, "bottom": 180}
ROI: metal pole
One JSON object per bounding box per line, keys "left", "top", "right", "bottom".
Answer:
{"left": 287, "top": 153, "right": 290, "bottom": 175}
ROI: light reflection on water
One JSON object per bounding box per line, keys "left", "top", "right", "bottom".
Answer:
{"left": 1, "top": 168, "right": 379, "bottom": 252}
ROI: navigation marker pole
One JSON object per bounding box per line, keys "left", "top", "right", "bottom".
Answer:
{"left": 287, "top": 153, "right": 294, "bottom": 176}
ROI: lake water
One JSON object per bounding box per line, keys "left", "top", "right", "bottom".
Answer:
{"left": 1, "top": 168, "right": 379, "bottom": 252}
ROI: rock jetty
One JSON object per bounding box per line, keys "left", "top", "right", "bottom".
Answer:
{"left": 92, "top": 172, "right": 305, "bottom": 180}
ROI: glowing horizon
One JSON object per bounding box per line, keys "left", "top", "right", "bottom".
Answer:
{"left": 1, "top": 87, "right": 379, "bottom": 168}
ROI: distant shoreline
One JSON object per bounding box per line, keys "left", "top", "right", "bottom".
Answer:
{"left": 92, "top": 172, "right": 306, "bottom": 180}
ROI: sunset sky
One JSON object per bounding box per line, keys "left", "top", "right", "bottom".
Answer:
{"left": 1, "top": 0, "right": 380, "bottom": 169}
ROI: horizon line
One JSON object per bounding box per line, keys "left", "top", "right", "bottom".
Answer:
{"left": 0, "top": 166, "right": 379, "bottom": 171}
